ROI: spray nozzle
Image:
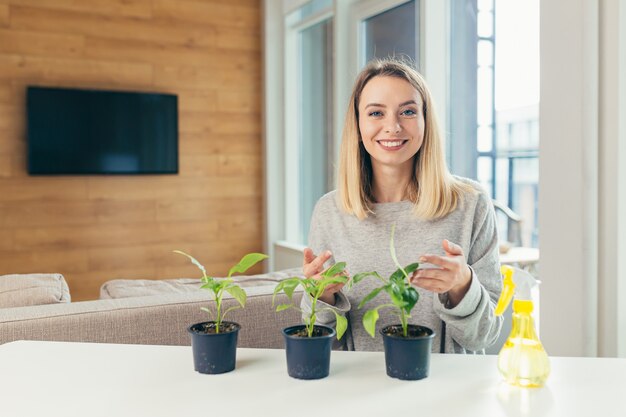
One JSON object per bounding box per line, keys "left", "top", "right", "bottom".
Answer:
{"left": 494, "top": 265, "right": 540, "bottom": 316}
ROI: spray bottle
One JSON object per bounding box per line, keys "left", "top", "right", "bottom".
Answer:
{"left": 495, "top": 265, "right": 550, "bottom": 387}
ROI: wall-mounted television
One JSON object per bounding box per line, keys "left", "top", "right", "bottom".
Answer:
{"left": 27, "top": 86, "right": 178, "bottom": 175}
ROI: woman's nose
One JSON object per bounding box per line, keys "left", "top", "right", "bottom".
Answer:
{"left": 384, "top": 116, "right": 401, "bottom": 134}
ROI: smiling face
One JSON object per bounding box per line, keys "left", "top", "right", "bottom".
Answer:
{"left": 357, "top": 75, "right": 425, "bottom": 172}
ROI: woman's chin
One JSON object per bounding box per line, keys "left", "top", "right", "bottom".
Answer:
{"left": 370, "top": 154, "right": 417, "bottom": 170}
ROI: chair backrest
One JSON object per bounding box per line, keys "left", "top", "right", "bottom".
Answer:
{"left": 492, "top": 199, "right": 523, "bottom": 247}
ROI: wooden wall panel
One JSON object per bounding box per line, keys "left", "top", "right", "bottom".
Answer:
{"left": 0, "top": 28, "right": 84, "bottom": 57}
{"left": 0, "top": 0, "right": 263, "bottom": 300}
{"left": 151, "top": 0, "right": 259, "bottom": 29}
{"left": 0, "top": 82, "right": 12, "bottom": 101}
{"left": 4, "top": 0, "right": 154, "bottom": 18}
{"left": 0, "top": 5, "right": 8, "bottom": 27}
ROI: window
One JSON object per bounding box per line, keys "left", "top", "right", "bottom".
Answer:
{"left": 488, "top": 0, "right": 539, "bottom": 247}
{"left": 284, "top": 1, "right": 334, "bottom": 245}
{"left": 298, "top": 18, "right": 334, "bottom": 244}
{"left": 264, "top": 0, "right": 539, "bottom": 270}
{"left": 494, "top": 0, "right": 539, "bottom": 248}
{"left": 283, "top": 0, "right": 419, "bottom": 247}
{"left": 448, "top": 0, "right": 539, "bottom": 249}
{"left": 362, "top": 0, "right": 418, "bottom": 65}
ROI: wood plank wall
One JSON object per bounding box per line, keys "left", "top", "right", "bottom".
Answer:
{"left": 0, "top": 0, "right": 264, "bottom": 301}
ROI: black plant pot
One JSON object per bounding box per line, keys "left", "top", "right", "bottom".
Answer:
{"left": 381, "top": 324, "right": 435, "bottom": 380}
{"left": 282, "top": 324, "right": 335, "bottom": 380}
{"left": 188, "top": 321, "right": 240, "bottom": 374}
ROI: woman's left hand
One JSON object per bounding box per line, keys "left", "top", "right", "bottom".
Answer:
{"left": 410, "top": 239, "right": 472, "bottom": 307}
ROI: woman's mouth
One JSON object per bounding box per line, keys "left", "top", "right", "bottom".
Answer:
{"left": 377, "top": 139, "right": 408, "bottom": 151}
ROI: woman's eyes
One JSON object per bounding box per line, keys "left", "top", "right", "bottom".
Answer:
{"left": 368, "top": 109, "right": 417, "bottom": 117}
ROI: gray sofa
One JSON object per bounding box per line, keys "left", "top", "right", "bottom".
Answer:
{"left": 0, "top": 271, "right": 303, "bottom": 348}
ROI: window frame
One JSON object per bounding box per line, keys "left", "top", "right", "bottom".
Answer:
{"left": 284, "top": 5, "right": 334, "bottom": 244}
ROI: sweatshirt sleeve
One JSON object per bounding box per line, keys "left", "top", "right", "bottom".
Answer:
{"left": 300, "top": 196, "right": 352, "bottom": 344}
{"left": 433, "top": 190, "right": 503, "bottom": 351}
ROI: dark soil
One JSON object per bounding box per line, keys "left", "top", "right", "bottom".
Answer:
{"left": 194, "top": 322, "right": 239, "bottom": 334}
{"left": 383, "top": 324, "right": 430, "bottom": 338}
{"left": 288, "top": 326, "right": 332, "bottom": 338}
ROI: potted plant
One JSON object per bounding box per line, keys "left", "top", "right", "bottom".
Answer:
{"left": 174, "top": 250, "right": 268, "bottom": 374}
{"left": 351, "top": 225, "right": 435, "bottom": 380}
{"left": 273, "top": 262, "right": 348, "bottom": 379}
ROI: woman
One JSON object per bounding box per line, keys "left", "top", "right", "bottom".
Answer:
{"left": 301, "top": 58, "right": 502, "bottom": 353}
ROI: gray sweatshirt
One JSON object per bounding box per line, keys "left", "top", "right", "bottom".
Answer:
{"left": 301, "top": 178, "right": 503, "bottom": 353}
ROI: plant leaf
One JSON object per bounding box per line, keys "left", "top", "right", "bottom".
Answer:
{"left": 273, "top": 280, "right": 286, "bottom": 296}
{"left": 403, "top": 262, "right": 420, "bottom": 276}
{"left": 200, "top": 280, "right": 220, "bottom": 295}
{"left": 173, "top": 250, "right": 207, "bottom": 277}
{"left": 362, "top": 304, "right": 396, "bottom": 338}
{"left": 272, "top": 281, "right": 285, "bottom": 306}
{"left": 201, "top": 276, "right": 226, "bottom": 293}
{"left": 228, "top": 253, "right": 268, "bottom": 278}
{"left": 225, "top": 285, "right": 247, "bottom": 308}
{"left": 390, "top": 268, "right": 405, "bottom": 284}
{"left": 222, "top": 305, "right": 243, "bottom": 320}
{"left": 216, "top": 278, "right": 233, "bottom": 290}
{"left": 323, "top": 261, "right": 346, "bottom": 278}
{"left": 388, "top": 283, "right": 407, "bottom": 308}
{"left": 313, "top": 275, "right": 348, "bottom": 299}
{"left": 349, "top": 272, "right": 370, "bottom": 288}
{"left": 281, "top": 278, "right": 302, "bottom": 300}
{"left": 272, "top": 277, "right": 301, "bottom": 307}
{"left": 275, "top": 304, "right": 293, "bottom": 312}
{"left": 363, "top": 309, "right": 379, "bottom": 338}
{"left": 357, "top": 286, "right": 385, "bottom": 309}
{"left": 300, "top": 277, "right": 319, "bottom": 294}
{"left": 402, "top": 287, "right": 419, "bottom": 314}
{"left": 334, "top": 312, "right": 348, "bottom": 340}
{"left": 318, "top": 275, "right": 348, "bottom": 287}
{"left": 351, "top": 271, "right": 382, "bottom": 285}
{"left": 200, "top": 306, "right": 213, "bottom": 319}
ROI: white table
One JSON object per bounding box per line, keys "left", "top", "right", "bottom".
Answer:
{"left": 0, "top": 341, "right": 624, "bottom": 417}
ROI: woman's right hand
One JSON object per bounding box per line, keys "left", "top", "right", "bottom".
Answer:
{"left": 303, "top": 248, "right": 346, "bottom": 306}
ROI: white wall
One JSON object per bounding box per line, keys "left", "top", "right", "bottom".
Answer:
{"left": 619, "top": 0, "right": 626, "bottom": 358}
{"left": 540, "top": 0, "right": 626, "bottom": 357}
{"left": 598, "top": 0, "right": 626, "bottom": 358}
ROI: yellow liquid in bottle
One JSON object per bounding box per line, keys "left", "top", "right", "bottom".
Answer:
{"left": 498, "top": 312, "right": 550, "bottom": 387}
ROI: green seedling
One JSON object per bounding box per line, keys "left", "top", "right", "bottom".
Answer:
{"left": 174, "top": 250, "right": 268, "bottom": 333}
{"left": 273, "top": 262, "right": 349, "bottom": 339}
{"left": 350, "top": 224, "right": 420, "bottom": 338}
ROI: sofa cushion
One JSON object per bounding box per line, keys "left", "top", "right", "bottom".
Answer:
{"left": 0, "top": 273, "right": 71, "bottom": 308}
{"left": 100, "top": 278, "right": 201, "bottom": 299}
{"left": 100, "top": 267, "right": 304, "bottom": 300}
{"left": 0, "top": 286, "right": 303, "bottom": 347}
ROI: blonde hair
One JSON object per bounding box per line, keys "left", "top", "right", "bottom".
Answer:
{"left": 338, "top": 58, "right": 474, "bottom": 220}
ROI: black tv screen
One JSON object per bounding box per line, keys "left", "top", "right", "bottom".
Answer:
{"left": 27, "top": 86, "right": 178, "bottom": 175}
